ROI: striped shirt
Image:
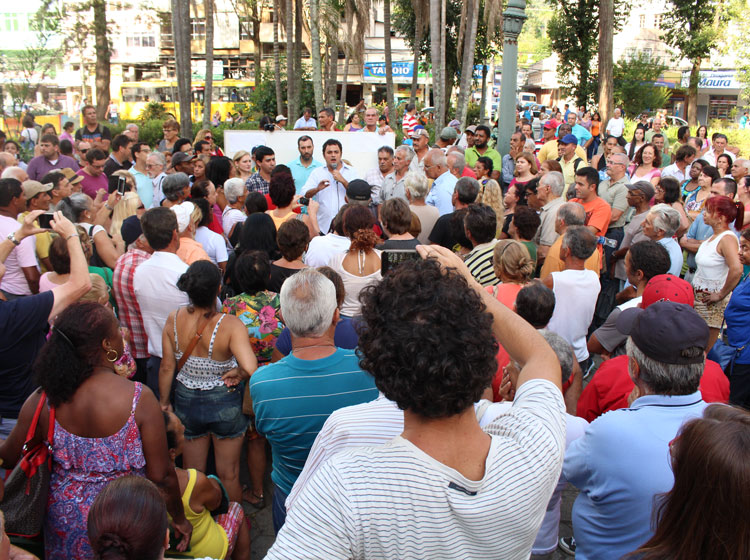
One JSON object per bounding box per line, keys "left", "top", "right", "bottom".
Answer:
{"left": 465, "top": 239, "right": 499, "bottom": 286}
{"left": 112, "top": 249, "right": 151, "bottom": 359}
{"left": 249, "top": 348, "right": 378, "bottom": 495}
{"left": 268, "top": 380, "right": 566, "bottom": 560}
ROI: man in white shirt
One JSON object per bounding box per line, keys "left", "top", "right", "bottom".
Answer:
{"left": 267, "top": 246, "right": 565, "bottom": 560}
{"left": 146, "top": 152, "right": 167, "bottom": 208}
{"left": 303, "top": 139, "right": 359, "bottom": 234}
{"left": 293, "top": 107, "right": 317, "bottom": 130}
{"left": 0, "top": 178, "right": 39, "bottom": 298}
{"left": 303, "top": 205, "right": 351, "bottom": 267}
{"left": 380, "top": 145, "right": 414, "bottom": 203}
{"left": 605, "top": 108, "right": 625, "bottom": 139}
{"left": 702, "top": 133, "right": 728, "bottom": 167}
{"left": 364, "top": 146, "right": 394, "bottom": 203}
{"left": 133, "top": 207, "right": 189, "bottom": 397}
{"left": 661, "top": 145, "right": 696, "bottom": 183}
{"left": 360, "top": 107, "right": 390, "bottom": 135}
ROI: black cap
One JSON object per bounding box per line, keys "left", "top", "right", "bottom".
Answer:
{"left": 616, "top": 301, "right": 709, "bottom": 364}
{"left": 346, "top": 179, "right": 372, "bottom": 202}
{"left": 121, "top": 215, "right": 143, "bottom": 246}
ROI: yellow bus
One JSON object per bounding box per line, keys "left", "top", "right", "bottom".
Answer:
{"left": 120, "top": 79, "right": 255, "bottom": 121}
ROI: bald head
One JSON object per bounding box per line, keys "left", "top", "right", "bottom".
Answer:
{"left": 424, "top": 148, "right": 448, "bottom": 180}
{"left": 0, "top": 153, "right": 16, "bottom": 172}
{"left": 1, "top": 166, "right": 28, "bottom": 183}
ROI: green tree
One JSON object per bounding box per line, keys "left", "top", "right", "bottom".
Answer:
{"left": 661, "top": 0, "right": 727, "bottom": 126}
{"left": 518, "top": 0, "right": 553, "bottom": 68}
{"left": 613, "top": 52, "right": 672, "bottom": 118}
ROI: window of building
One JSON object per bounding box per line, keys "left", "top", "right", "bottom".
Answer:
{"left": 3, "top": 13, "right": 27, "bottom": 32}
{"left": 126, "top": 33, "right": 156, "bottom": 48}
{"left": 239, "top": 16, "right": 253, "bottom": 40}
{"left": 639, "top": 14, "right": 645, "bottom": 28}
{"left": 190, "top": 19, "right": 206, "bottom": 40}
{"left": 709, "top": 96, "right": 738, "bottom": 121}
{"left": 654, "top": 14, "right": 664, "bottom": 29}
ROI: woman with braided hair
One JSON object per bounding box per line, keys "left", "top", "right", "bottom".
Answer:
{"left": 327, "top": 205, "right": 382, "bottom": 317}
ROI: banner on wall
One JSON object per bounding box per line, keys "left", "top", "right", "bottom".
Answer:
{"left": 680, "top": 70, "right": 740, "bottom": 90}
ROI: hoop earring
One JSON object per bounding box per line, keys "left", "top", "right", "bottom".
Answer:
{"left": 106, "top": 349, "right": 119, "bottom": 363}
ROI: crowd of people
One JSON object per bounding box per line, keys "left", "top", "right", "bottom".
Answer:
{"left": 0, "top": 100, "right": 749, "bottom": 560}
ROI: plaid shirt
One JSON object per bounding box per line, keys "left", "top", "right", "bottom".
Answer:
{"left": 246, "top": 172, "right": 270, "bottom": 195}
{"left": 113, "top": 249, "right": 151, "bottom": 359}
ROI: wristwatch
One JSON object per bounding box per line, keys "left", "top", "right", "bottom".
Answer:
{"left": 6, "top": 232, "right": 20, "bottom": 246}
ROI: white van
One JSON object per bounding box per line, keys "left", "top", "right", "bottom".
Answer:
{"left": 519, "top": 92, "right": 537, "bottom": 107}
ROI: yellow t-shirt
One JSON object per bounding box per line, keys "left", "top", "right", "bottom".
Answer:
{"left": 18, "top": 212, "right": 52, "bottom": 272}
{"left": 179, "top": 468, "right": 229, "bottom": 560}
{"left": 537, "top": 140, "right": 588, "bottom": 163}
{"left": 540, "top": 235, "right": 601, "bottom": 279}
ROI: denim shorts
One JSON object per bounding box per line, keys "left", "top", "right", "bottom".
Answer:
{"left": 174, "top": 382, "right": 248, "bottom": 440}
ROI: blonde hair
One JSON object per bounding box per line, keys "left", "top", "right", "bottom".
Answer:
{"left": 194, "top": 128, "right": 212, "bottom": 144}
{"left": 233, "top": 150, "right": 251, "bottom": 164}
{"left": 476, "top": 179, "right": 504, "bottom": 235}
{"left": 163, "top": 118, "right": 180, "bottom": 132}
{"left": 492, "top": 239, "right": 535, "bottom": 283}
{"left": 110, "top": 191, "right": 141, "bottom": 238}
{"left": 514, "top": 151, "right": 539, "bottom": 176}
{"left": 79, "top": 274, "right": 109, "bottom": 304}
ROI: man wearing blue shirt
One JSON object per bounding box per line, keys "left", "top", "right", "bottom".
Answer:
{"left": 424, "top": 148, "right": 457, "bottom": 215}
{"left": 250, "top": 269, "right": 378, "bottom": 534}
{"left": 288, "top": 135, "right": 323, "bottom": 193}
{"left": 564, "top": 113, "right": 593, "bottom": 150}
{"left": 562, "top": 301, "right": 709, "bottom": 559}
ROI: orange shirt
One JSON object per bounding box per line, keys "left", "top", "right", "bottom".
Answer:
{"left": 177, "top": 237, "right": 211, "bottom": 265}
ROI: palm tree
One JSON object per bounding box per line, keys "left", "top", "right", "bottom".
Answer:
{"left": 409, "top": 0, "right": 429, "bottom": 105}
{"left": 383, "top": 0, "right": 396, "bottom": 127}
{"left": 337, "top": 0, "right": 370, "bottom": 124}
{"left": 93, "top": 0, "right": 110, "bottom": 121}
{"left": 309, "top": 0, "right": 324, "bottom": 111}
{"left": 455, "top": 0, "right": 479, "bottom": 126}
{"left": 273, "top": 0, "right": 283, "bottom": 115}
{"left": 202, "top": 0, "right": 215, "bottom": 128}
{"left": 429, "top": 0, "right": 442, "bottom": 128}
{"left": 286, "top": 0, "right": 296, "bottom": 122}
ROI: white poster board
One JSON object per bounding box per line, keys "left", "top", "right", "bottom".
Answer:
{"left": 224, "top": 130, "right": 396, "bottom": 175}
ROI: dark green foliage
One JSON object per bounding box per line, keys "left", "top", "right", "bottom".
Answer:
{"left": 613, "top": 52, "right": 672, "bottom": 118}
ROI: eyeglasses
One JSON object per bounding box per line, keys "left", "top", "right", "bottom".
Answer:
{"left": 204, "top": 135, "right": 212, "bottom": 140}
{"left": 80, "top": 149, "right": 89, "bottom": 154}
{"left": 137, "top": 204, "right": 145, "bottom": 210}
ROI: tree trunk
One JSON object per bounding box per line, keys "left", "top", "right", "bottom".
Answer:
{"left": 338, "top": 55, "right": 350, "bottom": 124}
{"left": 429, "top": 0, "right": 441, "bottom": 128}
{"left": 294, "top": 0, "right": 303, "bottom": 114}
{"left": 479, "top": 63, "right": 488, "bottom": 123}
{"left": 328, "top": 42, "right": 339, "bottom": 107}
{"left": 286, "top": 0, "right": 295, "bottom": 122}
{"left": 93, "top": 0, "right": 110, "bottom": 121}
{"left": 202, "top": 0, "right": 215, "bottom": 128}
{"left": 309, "top": 0, "right": 324, "bottom": 112}
{"left": 172, "top": 0, "right": 192, "bottom": 131}
{"left": 438, "top": 0, "right": 447, "bottom": 129}
{"left": 252, "top": 2, "right": 261, "bottom": 77}
{"left": 273, "top": 0, "right": 284, "bottom": 115}
{"left": 456, "top": 0, "right": 479, "bottom": 125}
{"left": 384, "top": 0, "right": 397, "bottom": 128}
{"left": 409, "top": 0, "right": 423, "bottom": 105}
{"left": 687, "top": 59, "right": 701, "bottom": 126}
{"left": 597, "top": 0, "right": 613, "bottom": 132}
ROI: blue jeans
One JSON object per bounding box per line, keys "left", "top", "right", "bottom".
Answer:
{"left": 174, "top": 382, "right": 247, "bottom": 440}
{"left": 272, "top": 484, "right": 289, "bottom": 535}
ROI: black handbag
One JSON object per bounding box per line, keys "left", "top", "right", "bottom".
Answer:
{"left": 1, "top": 393, "right": 55, "bottom": 538}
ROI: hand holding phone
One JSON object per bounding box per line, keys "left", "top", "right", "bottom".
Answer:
{"left": 117, "top": 176, "right": 127, "bottom": 195}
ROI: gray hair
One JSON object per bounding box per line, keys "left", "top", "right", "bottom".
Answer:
{"left": 126, "top": 123, "right": 139, "bottom": 132}
{"left": 447, "top": 145, "right": 466, "bottom": 155}
{"left": 148, "top": 151, "right": 166, "bottom": 167}
{"left": 626, "top": 338, "right": 703, "bottom": 395}
{"left": 562, "top": 225, "right": 597, "bottom": 260}
{"left": 556, "top": 201, "right": 586, "bottom": 226}
{"left": 224, "top": 178, "right": 246, "bottom": 204}
{"left": 429, "top": 150, "right": 447, "bottom": 168}
{"left": 162, "top": 172, "right": 189, "bottom": 202}
{"left": 455, "top": 177, "right": 480, "bottom": 204}
{"left": 280, "top": 268, "right": 337, "bottom": 337}
{"left": 404, "top": 171, "right": 429, "bottom": 200}
{"left": 540, "top": 171, "right": 564, "bottom": 196}
{"left": 57, "top": 192, "right": 91, "bottom": 222}
{"left": 649, "top": 203, "right": 681, "bottom": 237}
{"left": 396, "top": 145, "right": 416, "bottom": 164}
{"left": 524, "top": 138, "right": 536, "bottom": 152}
{"left": 539, "top": 329, "right": 575, "bottom": 384}
{"left": 447, "top": 151, "right": 466, "bottom": 174}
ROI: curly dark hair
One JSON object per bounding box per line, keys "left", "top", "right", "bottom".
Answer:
{"left": 177, "top": 260, "right": 222, "bottom": 308}
{"left": 34, "top": 302, "right": 119, "bottom": 407}
{"left": 276, "top": 219, "right": 310, "bottom": 261}
{"left": 357, "top": 258, "right": 498, "bottom": 418}
{"left": 512, "top": 206, "right": 541, "bottom": 241}
{"left": 269, "top": 171, "right": 296, "bottom": 208}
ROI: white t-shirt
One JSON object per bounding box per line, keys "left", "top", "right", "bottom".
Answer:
{"left": 267, "top": 379, "right": 565, "bottom": 560}
{"left": 194, "top": 226, "right": 228, "bottom": 265}
{"left": 303, "top": 233, "right": 351, "bottom": 268}
{"left": 547, "top": 269, "right": 601, "bottom": 361}
{"left": 302, "top": 164, "right": 359, "bottom": 235}
{"left": 327, "top": 250, "right": 382, "bottom": 317}
{"left": 605, "top": 117, "right": 625, "bottom": 138}
{"left": 222, "top": 207, "right": 245, "bottom": 237}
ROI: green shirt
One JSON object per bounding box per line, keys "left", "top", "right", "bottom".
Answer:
{"left": 466, "top": 146, "right": 503, "bottom": 172}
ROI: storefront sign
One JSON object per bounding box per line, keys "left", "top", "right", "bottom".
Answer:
{"left": 680, "top": 70, "right": 740, "bottom": 90}
{"left": 363, "top": 61, "right": 430, "bottom": 83}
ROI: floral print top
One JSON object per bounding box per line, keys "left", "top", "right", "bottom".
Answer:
{"left": 221, "top": 290, "right": 284, "bottom": 364}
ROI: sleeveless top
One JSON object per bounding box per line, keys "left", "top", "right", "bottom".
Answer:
{"left": 693, "top": 230, "right": 738, "bottom": 292}
{"left": 174, "top": 311, "right": 239, "bottom": 390}
{"left": 180, "top": 469, "right": 229, "bottom": 559}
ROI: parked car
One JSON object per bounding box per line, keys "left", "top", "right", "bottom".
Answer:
{"left": 665, "top": 115, "right": 688, "bottom": 128}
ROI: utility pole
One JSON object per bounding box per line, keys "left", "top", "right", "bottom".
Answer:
{"left": 497, "top": 0, "right": 526, "bottom": 156}
{"left": 172, "top": 0, "right": 192, "bottom": 132}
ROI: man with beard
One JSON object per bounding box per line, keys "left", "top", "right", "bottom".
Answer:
{"left": 289, "top": 136, "right": 324, "bottom": 193}
{"left": 465, "top": 125, "right": 501, "bottom": 181}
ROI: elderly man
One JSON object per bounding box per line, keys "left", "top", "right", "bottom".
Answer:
{"left": 133, "top": 207, "right": 189, "bottom": 395}
{"left": 588, "top": 241, "right": 671, "bottom": 359}
{"left": 530, "top": 171, "right": 565, "bottom": 262}
{"left": 250, "top": 269, "right": 378, "bottom": 533}
{"left": 26, "top": 134, "right": 79, "bottom": 180}
{"left": 662, "top": 145, "right": 696, "bottom": 183}
{"left": 731, "top": 157, "right": 749, "bottom": 185}
{"left": 446, "top": 150, "right": 470, "bottom": 181}
{"left": 410, "top": 126, "right": 431, "bottom": 170}
{"left": 605, "top": 107, "right": 625, "bottom": 139}
{"left": 563, "top": 301, "right": 710, "bottom": 559}
{"left": 123, "top": 123, "right": 139, "bottom": 141}
{"left": 611, "top": 181, "right": 654, "bottom": 282}
{"left": 0, "top": 153, "right": 16, "bottom": 176}
{"left": 642, "top": 203, "right": 684, "bottom": 276}
{"left": 303, "top": 139, "right": 359, "bottom": 234}
{"left": 464, "top": 203, "right": 499, "bottom": 286}
{"left": 543, "top": 226, "right": 600, "bottom": 367}
{"left": 160, "top": 172, "right": 191, "bottom": 208}
{"left": 380, "top": 145, "right": 413, "bottom": 204}
{"left": 427, "top": 177, "right": 478, "bottom": 249}
{"left": 423, "top": 149, "right": 457, "bottom": 215}
{"left": 147, "top": 151, "right": 167, "bottom": 208}
{"left": 364, "top": 146, "right": 394, "bottom": 203}
{"left": 361, "top": 107, "right": 389, "bottom": 134}
{"left": 702, "top": 133, "right": 729, "bottom": 167}
{"left": 19, "top": 180, "right": 54, "bottom": 271}
{"left": 267, "top": 249, "right": 565, "bottom": 560}
{"left": 1, "top": 166, "right": 29, "bottom": 183}
{"left": 436, "top": 127, "right": 458, "bottom": 150}
{"left": 447, "top": 146, "right": 477, "bottom": 178}
{"left": 289, "top": 136, "right": 324, "bottom": 194}
{"left": 317, "top": 107, "right": 339, "bottom": 132}
{"left": 540, "top": 202, "right": 601, "bottom": 279}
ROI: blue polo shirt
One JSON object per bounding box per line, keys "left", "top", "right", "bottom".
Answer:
{"left": 426, "top": 171, "right": 457, "bottom": 216}
{"left": 563, "top": 392, "right": 707, "bottom": 560}
{"left": 288, "top": 157, "right": 324, "bottom": 194}
{"left": 250, "top": 348, "right": 378, "bottom": 494}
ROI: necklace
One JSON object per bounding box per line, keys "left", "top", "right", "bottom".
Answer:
{"left": 358, "top": 250, "right": 366, "bottom": 275}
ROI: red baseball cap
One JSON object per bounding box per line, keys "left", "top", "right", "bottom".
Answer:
{"left": 543, "top": 119, "right": 559, "bottom": 130}
{"left": 641, "top": 274, "right": 694, "bottom": 309}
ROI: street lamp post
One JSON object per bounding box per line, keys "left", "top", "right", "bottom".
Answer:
{"left": 497, "top": 0, "right": 527, "bottom": 157}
